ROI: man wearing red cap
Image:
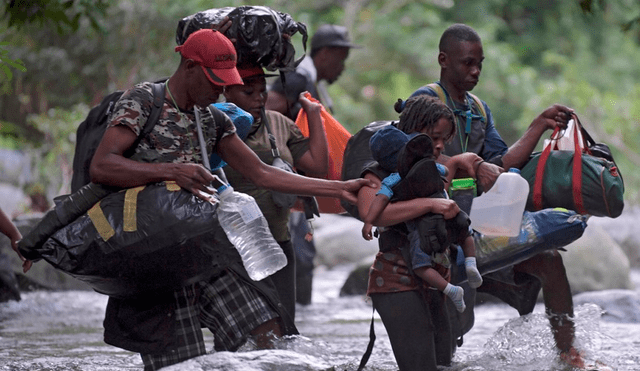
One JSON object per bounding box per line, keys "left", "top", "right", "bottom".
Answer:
{"left": 90, "top": 28, "right": 372, "bottom": 370}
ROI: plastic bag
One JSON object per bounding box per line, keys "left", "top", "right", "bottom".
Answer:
{"left": 294, "top": 93, "right": 352, "bottom": 213}
{"left": 208, "top": 102, "right": 253, "bottom": 170}
{"left": 451, "top": 208, "right": 587, "bottom": 285}
{"left": 176, "top": 6, "right": 307, "bottom": 72}
{"left": 474, "top": 208, "right": 587, "bottom": 275}
{"left": 19, "top": 182, "right": 241, "bottom": 298}
{"left": 543, "top": 118, "right": 585, "bottom": 151}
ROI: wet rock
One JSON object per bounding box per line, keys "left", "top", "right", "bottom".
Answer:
{"left": 313, "top": 214, "right": 378, "bottom": 268}
{"left": 0, "top": 183, "right": 30, "bottom": 219}
{"left": 563, "top": 224, "right": 633, "bottom": 294}
{"left": 589, "top": 207, "right": 640, "bottom": 268}
{"left": 0, "top": 252, "right": 20, "bottom": 302}
{"left": 0, "top": 149, "right": 33, "bottom": 185}
{"left": 573, "top": 289, "right": 640, "bottom": 323}
{"left": 339, "top": 260, "right": 370, "bottom": 297}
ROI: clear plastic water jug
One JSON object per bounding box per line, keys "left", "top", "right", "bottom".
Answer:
{"left": 215, "top": 183, "right": 287, "bottom": 281}
{"left": 469, "top": 168, "right": 529, "bottom": 237}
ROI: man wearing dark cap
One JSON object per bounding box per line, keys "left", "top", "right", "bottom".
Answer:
{"left": 265, "top": 24, "right": 361, "bottom": 306}
{"left": 266, "top": 24, "right": 361, "bottom": 119}
{"left": 90, "top": 28, "right": 372, "bottom": 370}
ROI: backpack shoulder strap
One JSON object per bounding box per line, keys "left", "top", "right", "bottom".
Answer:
{"left": 125, "top": 82, "right": 166, "bottom": 157}
{"left": 426, "top": 82, "right": 487, "bottom": 123}
{"left": 138, "top": 82, "right": 166, "bottom": 141}
{"left": 426, "top": 83, "right": 447, "bottom": 104}
{"left": 467, "top": 92, "right": 487, "bottom": 122}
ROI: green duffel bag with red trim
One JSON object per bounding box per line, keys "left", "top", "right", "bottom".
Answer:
{"left": 520, "top": 114, "right": 624, "bottom": 218}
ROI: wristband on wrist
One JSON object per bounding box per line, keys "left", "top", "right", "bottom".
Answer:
{"left": 474, "top": 160, "right": 486, "bottom": 174}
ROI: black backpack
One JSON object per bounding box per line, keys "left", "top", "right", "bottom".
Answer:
{"left": 340, "top": 120, "right": 394, "bottom": 220}
{"left": 70, "top": 83, "right": 165, "bottom": 193}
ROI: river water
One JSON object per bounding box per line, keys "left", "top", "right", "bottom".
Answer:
{"left": 1, "top": 265, "right": 639, "bottom": 371}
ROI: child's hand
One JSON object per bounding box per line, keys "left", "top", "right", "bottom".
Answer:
{"left": 362, "top": 223, "right": 374, "bottom": 240}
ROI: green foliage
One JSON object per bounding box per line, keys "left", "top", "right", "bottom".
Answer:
{"left": 3, "top": 0, "right": 110, "bottom": 32}
{"left": 0, "top": 119, "right": 21, "bottom": 149}
{"left": 0, "top": 41, "right": 26, "bottom": 93}
{"left": 25, "top": 104, "right": 88, "bottom": 199}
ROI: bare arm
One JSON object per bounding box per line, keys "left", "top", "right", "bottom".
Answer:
{"left": 437, "top": 104, "right": 572, "bottom": 191}
{"left": 293, "top": 93, "right": 328, "bottom": 176}
{"left": 218, "top": 133, "right": 373, "bottom": 204}
{"left": 90, "top": 125, "right": 216, "bottom": 199}
{"left": 356, "top": 172, "right": 460, "bottom": 227}
{"left": 363, "top": 194, "right": 390, "bottom": 225}
{"left": 438, "top": 152, "right": 503, "bottom": 191}
{"left": 0, "top": 208, "right": 20, "bottom": 245}
{"left": 0, "top": 208, "right": 31, "bottom": 272}
{"left": 362, "top": 194, "right": 390, "bottom": 240}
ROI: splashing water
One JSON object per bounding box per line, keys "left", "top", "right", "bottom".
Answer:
{"left": 455, "top": 303, "right": 616, "bottom": 371}
{"left": 1, "top": 266, "right": 639, "bottom": 370}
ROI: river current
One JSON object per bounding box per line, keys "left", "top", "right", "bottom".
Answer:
{"left": 1, "top": 265, "right": 639, "bottom": 371}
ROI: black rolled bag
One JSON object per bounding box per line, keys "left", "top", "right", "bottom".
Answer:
{"left": 176, "top": 6, "right": 308, "bottom": 72}
{"left": 18, "top": 182, "right": 241, "bottom": 298}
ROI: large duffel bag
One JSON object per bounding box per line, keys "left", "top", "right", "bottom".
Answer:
{"left": 520, "top": 114, "right": 624, "bottom": 218}
{"left": 18, "top": 182, "right": 241, "bottom": 298}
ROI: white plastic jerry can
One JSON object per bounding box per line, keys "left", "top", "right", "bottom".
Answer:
{"left": 469, "top": 168, "right": 530, "bottom": 237}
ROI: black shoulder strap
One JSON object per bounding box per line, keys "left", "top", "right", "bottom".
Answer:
{"left": 357, "top": 307, "right": 377, "bottom": 371}
{"left": 260, "top": 107, "right": 281, "bottom": 158}
{"left": 124, "top": 82, "right": 165, "bottom": 157}
{"left": 138, "top": 82, "right": 166, "bottom": 145}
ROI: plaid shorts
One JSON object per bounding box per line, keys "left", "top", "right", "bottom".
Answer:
{"left": 141, "top": 269, "right": 278, "bottom": 371}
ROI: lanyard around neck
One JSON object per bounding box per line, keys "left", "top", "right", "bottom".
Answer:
{"left": 436, "top": 82, "right": 485, "bottom": 153}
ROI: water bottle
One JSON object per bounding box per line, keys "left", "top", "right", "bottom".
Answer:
{"left": 449, "top": 178, "right": 477, "bottom": 215}
{"left": 215, "top": 182, "right": 288, "bottom": 281}
{"left": 469, "top": 168, "right": 529, "bottom": 237}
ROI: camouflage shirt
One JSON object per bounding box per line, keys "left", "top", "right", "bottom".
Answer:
{"left": 108, "top": 82, "right": 236, "bottom": 164}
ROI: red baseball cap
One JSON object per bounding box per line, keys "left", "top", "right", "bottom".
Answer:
{"left": 237, "top": 65, "right": 279, "bottom": 81}
{"left": 175, "top": 29, "right": 243, "bottom": 86}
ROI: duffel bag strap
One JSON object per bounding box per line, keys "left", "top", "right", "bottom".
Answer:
{"left": 570, "top": 113, "right": 592, "bottom": 155}
{"left": 570, "top": 119, "right": 587, "bottom": 214}
{"left": 534, "top": 123, "right": 588, "bottom": 215}
{"left": 532, "top": 127, "right": 559, "bottom": 210}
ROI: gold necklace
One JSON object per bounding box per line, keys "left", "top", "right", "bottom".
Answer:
{"left": 165, "top": 79, "right": 200, "bottom": 162}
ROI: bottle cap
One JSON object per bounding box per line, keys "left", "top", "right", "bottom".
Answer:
{"left": 508, "top": 168, "right": 521, "bottom": 174}
{"left": 450, "top": 177, "right": 476, "bottom": 190}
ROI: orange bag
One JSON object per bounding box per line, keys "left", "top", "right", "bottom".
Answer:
{"left": 294, "top": 93, "right": 352, "bottom": 214}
